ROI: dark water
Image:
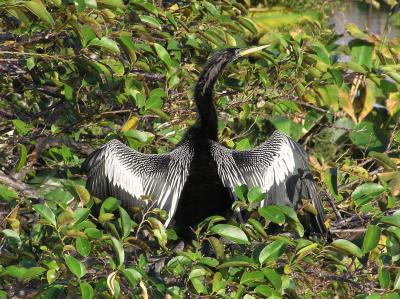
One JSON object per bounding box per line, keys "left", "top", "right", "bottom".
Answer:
{"left": 330, "top": 0, "right": 399, "bottom": 45}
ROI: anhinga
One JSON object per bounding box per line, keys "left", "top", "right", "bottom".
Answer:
{"left": 83, "top": 46, "right": 326, "bottom": 237}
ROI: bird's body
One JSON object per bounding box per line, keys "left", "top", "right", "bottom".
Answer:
{"left": 173, "top": 134, "right": 233, "bottom": 237}
{"left": 83, "top": 46, "right": 326, "bottom": 238}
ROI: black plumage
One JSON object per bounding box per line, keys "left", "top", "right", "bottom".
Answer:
{"left": 82, "top": 46, "right": 326, "bottom": 238}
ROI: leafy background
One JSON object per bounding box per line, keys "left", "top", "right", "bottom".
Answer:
{"left": 0, "top": 0, "right": 400, "bottom": 297}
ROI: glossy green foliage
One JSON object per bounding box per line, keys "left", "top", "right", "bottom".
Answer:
{"left": 0, "top": 0, "right": 400, "bottom": 297}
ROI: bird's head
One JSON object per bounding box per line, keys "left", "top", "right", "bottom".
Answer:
{"left": 195, "top": 45, "right": 269, "bottom": 100}
{"left": 208, "top": 45, "right": 269, "bottom": 65}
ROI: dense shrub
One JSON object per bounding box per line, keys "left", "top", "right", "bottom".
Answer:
{"left": 0, "top": 0, "right": 399, "bottom": 297}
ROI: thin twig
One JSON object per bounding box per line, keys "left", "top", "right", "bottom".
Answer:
{"left": 323, "top": 192, "right": 342, "bottom": 220}
{"left": 0, "top": 170, "right": 39, "bottom": 199}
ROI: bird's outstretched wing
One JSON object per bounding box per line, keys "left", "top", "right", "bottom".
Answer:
{"left": 82, "top": 139, "right": 193, "bottom": 226}
{"left": 211, "top": 130, "right": 325, "bottom": 234}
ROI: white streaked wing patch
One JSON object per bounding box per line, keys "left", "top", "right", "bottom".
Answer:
{"left": 211, "top": 130, "right": 299, "bottom": 193}
{"left": 85, "top": 139, "right": 193, "bottom": 227}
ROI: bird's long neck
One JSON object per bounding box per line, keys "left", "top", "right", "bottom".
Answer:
{"left": 193, "top": 57, "right": 231, "bottom": 141}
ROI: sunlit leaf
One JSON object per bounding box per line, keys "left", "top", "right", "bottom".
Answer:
{"left": 352, "top": 183, "right": 385, "bottom": 207}
{"left": 362, "top": 224, "right": 381, "bottom": 253}
{"left": 23, "top": 1, "right": 55, "bottom": 26}
{"left": 210, "top": 224, "right": 249, "bottom": 245}
{"left": 259, "top": 239, "right": 287, "bottom": 264}
{"left": 259, "top": 206, "right": 285, "bottom": 224}
{"left": 64, "top": 255, "right": 87, "bottom": 278}
{"left": 33, "top": 204, "right": 57, "bottom": 227}
{"left": 331, "top": 239, "right": 363, "bottom": 258}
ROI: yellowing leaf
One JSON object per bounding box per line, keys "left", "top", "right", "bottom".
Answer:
{"left": 74, "top": 185, "right": 91, "bottom": 205}
{"left": 121, "top": 116, "right": 138, "bottom": 132}
{"left": 339, "top": 88, "right": 357, "bottom": 123}
{"left": 390, "top": 173, "right": 400, "bottom": 197}
{"left": 386, "top": 92, "right": 400, "bottom": 116}
{"left": 358, "top": 79, "right": 376, "bottom": 123}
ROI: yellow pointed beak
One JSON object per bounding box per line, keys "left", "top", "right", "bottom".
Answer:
{"left": 239, "top": 44, "right": 270, "bottom": 57}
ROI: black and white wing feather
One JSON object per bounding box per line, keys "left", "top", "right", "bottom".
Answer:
{"left": 82, "top": 139, "right": 193, "bottom": 226}
{"left": 211, "top": 130, "right": 325, "bottom": 233}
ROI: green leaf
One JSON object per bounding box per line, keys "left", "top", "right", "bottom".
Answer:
{"left": 85, "top": 227, "right": 103, "bottom": 238}
{"left": 247, "top": 186, "right": 265, "bottom": 203}
{"left": 331, "top": 239, "right": 363, "bottom": 258}
{"left": 4, "top": 265, "right": 45, "bottom": 281}
{"left": 153, "top": 43, "right": 172, "bottom": 68}
{"left": 80, "top": 282, "right": 94, "bottom": 299}
{"left": 119, "top": 207, "right": 133, "bottom": 239}
{"left": 74, "top": 208, "right": 90, "bottom": 225}
{"left": 191, "top": 276, "right": 207, "bottom": 294}
{"left": 117, "top": 35, "right": 137, "bottom": 64}
{"left": 208, "top": 236, "right": 224, "bottom": 260}
{"left": 324, "top": 168, "right": 342, "bottom": 201}
{"left": 145, "top": 95, "right": 163, "bottom": 111}
{"left": 203, "top": 1, "right": 220, "bottom": 16}
{"left": 235, "top": 138, "right": 251, "bottom": 150}
{"left": 97, "top": 0, "right": 124, "bottom": 9}
{"left": 101, "top": 197, "right": 120, "bottom": 213}
{"left": 33, "top": 204, "right": 57, "bottom": 227}
{"left": 131, "top": 0, "right": 158, "bottom": 15}
{"left": 275, "top": 205, "right": 304, "bottom": 237}
{"left": 189, "top": 267, "right": 208, "bottom": 279}
{"left": 128, "top": 90, "right": 145, "bottom": 108}
{"left": 349, "top": 121, "right": 389, "bottom": 151}
{"left": 26, "top": 57, "right": 35, "bottom": 70}
{"left": 64, "top": 255, "right": 87, "bottom": 279}
{"left": 210, "top": 224, "right": 249, "bottom": 245}
{"left": 85, "top": 0, "right": 97, "bottom": 8}
{"left": 247, "top": 218, "right": 268, "bottom": 238}
{"left": 12, "top": 119, "right": 33, "bottom": 136}
{"left": 218, "top": 255, "right": 253, "bottom": 268}
{"left": 369, "top": 151, "right": 398, "bottom": 171}
{"left": 254, "top": 285, "right": 276, "bottom": 297}
{"left": 139, "top": 15, "right": 162, "bottom": 30}
{"left": 269, "top": 116, "right": 302, "bottom": 141}
{"left": 259, "top": 239, "right": 287, "bottom": 264}
{"left": 197, "top": 257, "right": 219, "bottom": 267}
{"left": 111, "top": 237, "right": 125, "bottom": 267}
{"left": 76, "top": 237, "right": 91, "bottom": 257}
{"left": 74, "top": 0, "right": 86, "bottom": 13}
{"left": 362, "top": 224, "right": 381, "bottom": 253}
{"left": 64, "top": 84, "right": 74, "bottom": 101}
{"left": 259, "top": 205, "right": 285, "bottom": 224}
{"left": 379, "top": 212, "right": 400, "bottom": 227}
{"left": 240, "top": 271, "right": 264, "bottom": 285}
{"left": 88, "top": 37, "right": 120, "bottom": 54}
{"left": 237, "top": 16, "right": 258, "bottom": 33}
{"left": 316, "top": 84, "right": 339, "bottom": 112}
{"left": 148, "top": 217, "right": 167, "bottom": 248}
{"left": 0, "top": 184, "right": 19, "bottom": 203}
{"left": 23, "top": 1, "right": 55, "bottom": 26}
{"left": 346, "top": 23, "right": 374, "bottom": 42}
{"left": 379, "top": 267, "right": 391, "bottom": 289}
{"left": 394, "top": 270, "right": 400, "bottom": 290}
{"left": 7, "top": 8, "right": 31, "bottom": 27}
{"left": 46, "top": 269, "right": 57, "bottom": 284}
{"left": 2, "top": 229, "right": 21, "bottom": 246}
{"left": 351, "top": 183, "right": 385, "bottom": 207}
{"left": 234, "top": 185, "right": 248, "bottom": 201}
{"left": 350, "top": 39, "right": 374, "bottom": 68}
{"left": 122, "top": 268, "right": 142, "bottom": 288}
{"left": 262, "top": 268, "right": 282, "bottom": 290}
